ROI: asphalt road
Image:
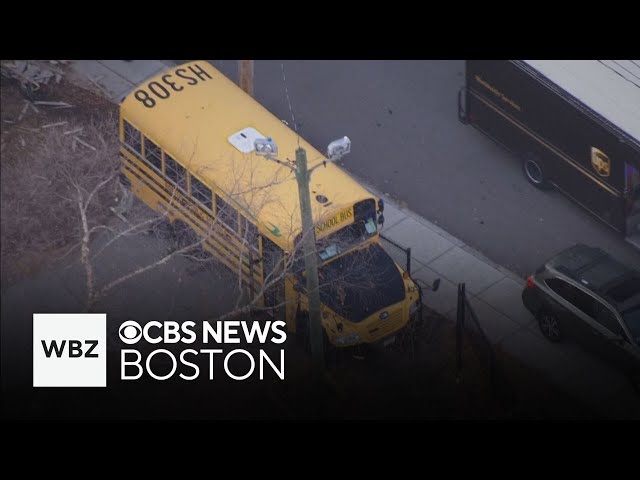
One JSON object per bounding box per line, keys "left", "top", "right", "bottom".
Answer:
{"left": 206, "top": 60, "right": 640, "bottom": 277}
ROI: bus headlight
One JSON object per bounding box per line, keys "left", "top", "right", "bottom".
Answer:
{"left": 333, "top": 333, "right": 361, "bottom": 346}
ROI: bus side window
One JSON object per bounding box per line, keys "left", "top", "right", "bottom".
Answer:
{"left": 239, "top": 216, "right": 259, "bottom": 249}
{"left": 143, "top": 137, "right": 162, "bottom": 172}
{"left": 262, "top": 234, "right": 285, "bottom": 312}
{"left": 216, "top": 195, "right": 238, "bottom": 232}
{"left": 165, "top": 154, "right": 187, "bottom": 192}
{"left": 190, "top": 175, "right": 212, "bottom": 210}
{"left": 123, "top": 119, "right": 141, "bottom": 155}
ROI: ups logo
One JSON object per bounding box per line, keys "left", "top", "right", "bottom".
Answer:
{"left": 591, "top": 147, "right": 610, "bottom": 177}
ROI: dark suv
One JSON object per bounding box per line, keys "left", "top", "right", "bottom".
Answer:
{"left": 522, "top": 244, "right": 640, "bottom": 390}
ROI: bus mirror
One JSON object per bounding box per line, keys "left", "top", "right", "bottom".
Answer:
{"left": 377, "top": 199, "right": 384, "bottom": 213}
{"left": 378, "top": 214, "right": 385, "bottom": 226}
{"left": 419, "top": 278, "right": 441, "bottom": 292}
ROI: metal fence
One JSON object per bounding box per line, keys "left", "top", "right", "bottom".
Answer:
{"left": 380, "top": 234, "right": 412, "bottom": 274}
{"left": 380, "top": 234, "right": 428, "bottom": 358}
{"left": 456, "top": 283, "right": 515, "bottom": 408}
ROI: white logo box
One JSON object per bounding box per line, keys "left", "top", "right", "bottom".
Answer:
{"left": 33, "top": 313, "right": 107, "bottom": 387}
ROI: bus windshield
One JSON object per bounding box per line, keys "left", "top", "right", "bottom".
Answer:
{"left": 317, "top": 216, "right": 377, "bottom": 262}
{"left": 293, "top": 198, "right": 378, "bottom": 269}
{"left": 316, "top": 198, "right": 377, "bottom": 262}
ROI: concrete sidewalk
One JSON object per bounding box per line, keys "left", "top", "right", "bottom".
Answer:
{"left": 68, "top": 60, "right": 640, "bottom": 418}
{"left": 373, "top": 182, "right": 639, "bottom": 417}
{"left": 70, "top": 60, "right": 171, "bottom": 102}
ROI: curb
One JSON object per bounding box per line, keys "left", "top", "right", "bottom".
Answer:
{"left": 353, "top": 174, "right": 526, "bottom": 287}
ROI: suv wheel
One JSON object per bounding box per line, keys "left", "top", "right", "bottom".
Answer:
{"left": 538, "top": 310, "right": 562, "bottom": 342}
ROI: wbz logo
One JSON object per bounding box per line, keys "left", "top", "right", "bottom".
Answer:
{"left": 41, "top": 339, "right": 99, "bottom": 358}
{"left": 33, "top": 313, "right": 106, "bottom": 387}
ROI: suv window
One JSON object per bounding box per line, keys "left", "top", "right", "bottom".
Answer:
{"left": 545, "top": 277, "right": 597, "bottom": 317}
{"left": 622, "top": 306, "right": 640, "bottom": 342}
{"left": 593, "top": 301, "right": 623, "bottom": 335}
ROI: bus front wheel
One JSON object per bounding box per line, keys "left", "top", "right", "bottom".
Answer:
{"left": 295, "top": 309, "right": 311, "bottom": 353}
{"left": 522, "top": 153, "right": 550, "bottom": 190}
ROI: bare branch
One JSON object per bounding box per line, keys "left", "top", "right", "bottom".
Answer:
{"left": 95, "top": 232, "right": 210, "bottom": 301}
{"left": 84, "top": 169, "right": 119, "bottom": 212}
{"left": 90, "top": 216, "right": 162, "bottom": 261}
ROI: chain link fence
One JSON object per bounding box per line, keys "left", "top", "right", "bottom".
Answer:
{"left": 380, "top": 234, "right": 412, "bottom": 274}
{"left": 456, "top": 283, "right": 516, "bottom": 409}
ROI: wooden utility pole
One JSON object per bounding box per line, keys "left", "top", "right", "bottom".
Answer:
{"left": 294, "top": 147, "right": 325, "bottom": 369}
{"left": 239, "top": 60, "right": 254, "bottom": 97}
{"left": 254, "top": 136, "right": 351, "bottom": 371}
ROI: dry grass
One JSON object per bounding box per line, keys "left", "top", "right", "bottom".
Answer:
{"left": 1, "top": 77, "right": 119, "bottom": 288}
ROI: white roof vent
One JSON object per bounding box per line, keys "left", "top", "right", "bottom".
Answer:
{"left": 228, "top": 127, "right": 267, "bottom": 153}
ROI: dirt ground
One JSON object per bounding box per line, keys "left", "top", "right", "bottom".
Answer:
{"left": 1, "top": 61, "right": 118, "bottom": 288}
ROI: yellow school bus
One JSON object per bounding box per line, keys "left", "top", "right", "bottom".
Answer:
{"left": 118, "top": 60, "right": 422, "bottom": 347}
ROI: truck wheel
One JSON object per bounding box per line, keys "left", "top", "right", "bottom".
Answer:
{"left": 522, "top": 153, "right": 550, "bottom": 190}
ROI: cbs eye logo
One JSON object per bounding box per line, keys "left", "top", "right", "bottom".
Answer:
{"left": 119, "top": 320, "right": 142, "bottom": 345}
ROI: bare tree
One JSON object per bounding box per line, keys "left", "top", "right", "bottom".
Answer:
{"left": 2, "top": 112, "right": 395, "bottom": 335}
{"left": 1, "top": 114, "right": 215, "bottom": 310}
{"left": 1, "top": 114, "right": 122, "bottom": 287}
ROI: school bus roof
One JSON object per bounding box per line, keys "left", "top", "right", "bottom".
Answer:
{"left": 120, "top": 60, "right": 375, "bottom": 246}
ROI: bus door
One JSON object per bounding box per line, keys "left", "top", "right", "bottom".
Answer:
{"left": 261, "top": 235, "right": 286, "bottom": 320}
{"left": 625, "top": 162, "right": 640, "bottom": 247}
